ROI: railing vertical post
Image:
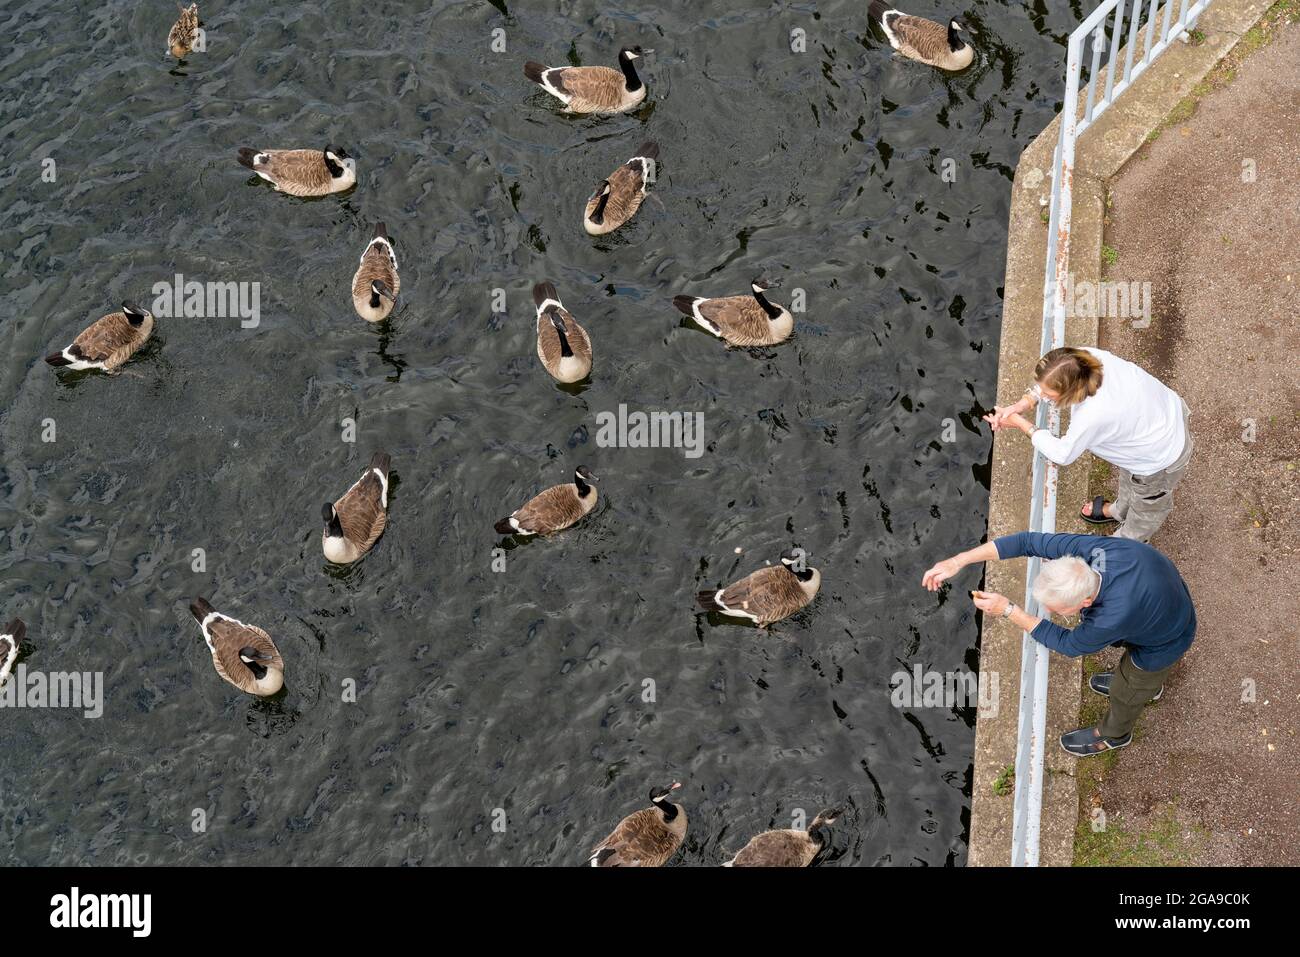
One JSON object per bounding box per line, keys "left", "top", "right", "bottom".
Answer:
{"left": 1104, "top": 1, "right": 1127, "bottom": 105}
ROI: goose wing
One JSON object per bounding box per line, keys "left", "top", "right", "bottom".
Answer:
{"left": 536, "top": 308, "right": 592, "bottom": 369}
{"left": 334, "top": 469, "right": 388, "bottom": 553}
{"left": 731, "top": 829, "right": 818, "bottom": 867}
{"left": 352, "top": 240, "right": 399, "bottom": 299}
{"left": 169, "top": 4, "right": 199, "bottom": 52}
{"left": 206, "top": 619, "right": 283, "bottom": 691}
{"left": 549, "top": 66, "right": 626, "bottom": 111}
{"left": 717, "top": 565, "right": 807, "bottom": 625}
{"left": 592, "top": 808, "right": 680, "bottom": 867}
{"left": 254, "top": 150, "right": 333, "bottom": 193}
{"left": 70, "top": 312, "right": 146, "bottom": 364}
{"left": 696, "top": 296, "right": 771, "bottom": 346}
{"left": 509, "top": 483, "right": 586, "bottom": 535}
{"left": 585, "top": 161, "right": 648, "bottom": 230}
{"left": 885, "top": 14, "right": 951, "bottom": 63}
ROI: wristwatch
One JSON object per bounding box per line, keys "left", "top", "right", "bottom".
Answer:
{"left": 1001, "top": 602, "right": 1018, "bottom": 618}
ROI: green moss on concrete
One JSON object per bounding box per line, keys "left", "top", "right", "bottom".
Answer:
{"left": 1076, "top": 801, "right": 1209, "bottom": 866}
{"left": 993, "top": 765, "right": 1015, "bottom": 796}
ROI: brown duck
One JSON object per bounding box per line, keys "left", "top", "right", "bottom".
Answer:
{"left": 524, "top": 46, "right": 648, "bottom": 114}
{"left": 868, "top": 4, "right": 975, "bottom": 72}
{"left": 322, "top": 452, "right": 391, "bottom": 564}
{"left": 189, "top": 599, "right": 285, "bottom": 697}
{"left": 235, "top": 146, "right": 356, "bottom": 196}
{"left": 168, "top": 3, "right": 200, "bottom": 59}
{"left": 697, "top": 548, "right": 821, "bottom": 627}
{"left": 495, "top": 467, "right": 598, "bottom": 536}
{"left": 723, "top": 808, "right": 841, "bottom": 867}
{"left": 589, "top": 783, "right": 687, "bottom": 867}
{"left": 45, "top": 301, "right": 154, "bottom": 373}
{"left": 532, "top": 282, "right": 592, "bottom": 383}
{"left": 351, "top": 223, "right": 399, "bottom": 322}
{"left": 673, "top": 277, "right": 794, "bottom": 347}
{"left": 583, "top": 142, "right": 658, "bottom": 236}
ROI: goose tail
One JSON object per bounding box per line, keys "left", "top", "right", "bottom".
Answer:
{"left": 44, "top": 351, "right": 72, "bottom": 366}
{"left": 672, "top": 295, "right": 701, "bottom": 317}
{"left": 523, "top": 61, "right": 547, "bottom": 85}
{"left": 189, "top": 597, "right": 215, "bottom": 624}
{"left": 494, "top": 517, "right": 518, "bottom": 535}
{"left": 868, "top": 1, "right": 891, "bottom": 24}
{"left": 236, "top": 148, "right": 261, "bottom": 170}
{"left": 532, "top": 281, "right": 560, "bottom": 310}
{"left": 2, "top": 619, "right": 25, "bottom": 642}
{"left": 696, "top": 590, "right": 726, "bottom": 613}
{"left": 368, "top": 451, "right": 391, "bottom": 478}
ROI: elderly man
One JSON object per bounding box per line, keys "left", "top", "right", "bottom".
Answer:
{"left": 922, "top": 531, "right": 1196, "bottom": 756}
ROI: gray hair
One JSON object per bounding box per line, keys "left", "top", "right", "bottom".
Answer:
{"left": 1032, "top": 556, "right": 1100, "bottom": 609}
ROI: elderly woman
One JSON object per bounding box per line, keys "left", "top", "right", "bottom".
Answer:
{"left": 985, "top": 347, "right": 1192, "bottom": 542}
{"left": 922, "top": 531, "right": 1196, "bottom": 756}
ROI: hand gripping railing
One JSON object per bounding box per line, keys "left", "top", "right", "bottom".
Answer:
{"left": 1011, "top": 0, "right": 1208, "bottom": 867}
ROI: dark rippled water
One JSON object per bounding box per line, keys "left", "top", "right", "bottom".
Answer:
{"left": 0, "top": 1, "right": 1079, "bottom": 865}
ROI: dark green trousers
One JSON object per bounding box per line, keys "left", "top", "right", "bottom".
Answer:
{"left": 1098, "top": 649, "right": 1175, "bottom": 738}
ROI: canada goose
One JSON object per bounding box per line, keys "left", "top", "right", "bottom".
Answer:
{"left": 494, "top": 466, "right": 598, "bottom": 536}
{"left": 235, "top": 146, "right": 355, "bottom": 197}
{"left": 589, "top": 783, "right": 687, "bottom": 867}
{"left": 696, "top": 548, "right": 821, "bottom": 627}
{"left": 532, "top": 282, "right": 592, "bottom": 383}
{"left": 188, "top": 598, "right": 284, "bottom": 697}
{"left": 523, "top": 46, "right": 649, "bottom": 114}
{"left": 673, "top": 277, "right": 794, "bottom": 347}
{"left": 583, "top": 142, "right": 658, "bottom": 236}
{"left": 45, "top": 301, "right": 154, "bottom": 372}
{"left": 868, "top": 3, "right": 975, "bottom": 72}
{"left": 351, "top": 223, "right": 399, "bottom": 322}
{"left": 322, "top": 452, "right": 391, "bottom": 564}
{"left": 723, "top": 808, "right": 841, "bottom": 867}
{"left": 0, "top": 619, "right": 24, "bottom": 689}
{"left": 168, "top": 3, "right": 200, "bottom": 59}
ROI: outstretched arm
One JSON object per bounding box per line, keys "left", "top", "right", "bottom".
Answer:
{"left": 921, "top": 541, "right": 1000, "bottom": 591}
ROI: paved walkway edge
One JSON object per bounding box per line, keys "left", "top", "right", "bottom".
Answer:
{"left": 970, "top": 0, "right": 1274, "bottom": 867}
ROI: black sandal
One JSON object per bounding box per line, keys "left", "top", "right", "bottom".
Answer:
{"left": 1080, "top": 495, "right": 1118, "bottom": 525}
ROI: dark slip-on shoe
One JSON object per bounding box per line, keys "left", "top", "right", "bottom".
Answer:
{"left": 1061, "top": 725, "right": 1132, "bottom": 757}
{"left": 1089, "top": 671, "right": 1164, "bottom": 702}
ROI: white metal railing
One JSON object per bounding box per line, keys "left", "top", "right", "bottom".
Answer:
{"left": 1011, "top": 0, "right": 1209, "bottom": 867}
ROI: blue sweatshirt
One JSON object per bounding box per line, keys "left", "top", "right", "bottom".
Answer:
{"left": 993, "top": 532, "right": 1196, "bottom": 671}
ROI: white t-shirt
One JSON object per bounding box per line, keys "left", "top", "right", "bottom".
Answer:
{"left": 1031, "top": 348, "right": 1188, "bottom": 475}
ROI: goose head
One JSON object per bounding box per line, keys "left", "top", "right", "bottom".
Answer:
{"left": 371, "top": 279, "right": 397, "bottom": 304}
{"left": 122, "top": 300, "right": 152, "bottom": 326}
{"left": 649, "top": 782, "right": 681, "bottom": 807}
{"left": 751, "top": 276, "right": 782, "bottom": 294}
{"left": 619, "top": 45, "right": 649, "bottom": 63}
{"left": 948, "top": 19, "right": 973, "bottom": 49}
{"left": 780, "top": 547, "right": 808, "bottom": 572}
{"left": 323, "top": 146, "right": 352, "bottom": 180}
{"left": 321, "top": 502, "right": 343, "bottom": 535}
{"left": 574, "top": 465, "right": 599, "bottom": 486}
{"left": 239, "top": 646, "right": 283, "bottom": 693}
